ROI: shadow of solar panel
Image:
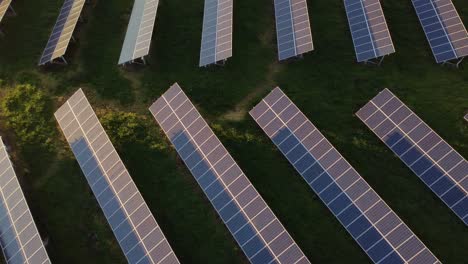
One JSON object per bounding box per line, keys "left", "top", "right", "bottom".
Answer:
{"left": 150, "top": 83, "right": 311, "bottom": 264}
{"left": 118, "top": 0, "right": 160, "bottom": 65}
{"left": 55, "top": 89, "right": 180, "bottom": 264}
{"left": 0, "top": 138, "right": 51, "bottom": 264}
{"left": 411, "top": 0, "right": 468, "bottom": 64}
{"left": 39, "top": 0, "right": 86, "bottom": 65}
{"left": 357, "top": 88, "right": 468, "bottom": 225}
{"left": 274, "top": 0, "right": 314, "bottom": 61}
{"left": 344, "top": 0, "right": 395, "bottom": 63}
{"left": 0, "top": 0, "right": 12, "bottom": 24}
{"left": 199, "top": 0, "right": 233, "bottom": 67}
{"left": 250, "top": 88, "right": 441, "bottom": 264}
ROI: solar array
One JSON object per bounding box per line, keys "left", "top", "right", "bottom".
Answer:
{"left": 0, "top": 137, "right": 51, "bottom": 264}
{"left": 250, "top": 87, "right": 440, "bottom": 264}
{"left": 118, "top": 0, "right": 160, "bottom": 65}
{"left": 39, "top": 0, "right": 86, "bottom": 65}
{"left": 344, "top": 0, "right": 395, "bottom": 63}
{"left": 411, "top": 0, "right": 468, "bottom": 64}
{"left": 274, "top": 0, "right": 314, "bottom": 61}
{"left": 150, "top": 83, "right": 311, "bottom": 264}
{"left": 0, "top": 0, "right": 12, "bottom": 24}
{"left": 357, "top": 88, "right": 468, "bottom": 225}
{"left": 55, "top": 89, "right": 180, "bottom": 264}
{"left": 199, "top": 0, "right": 233, "bottom": 67}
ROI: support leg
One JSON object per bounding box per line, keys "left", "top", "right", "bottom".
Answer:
{"left": 455, "top": 57, "right": 464, "bottom": 68}
{"left": 377, "top": 56, "right": 385, "bottom": 66}
{"left": 8, "top": 6, "right": 16, "bottom": 16}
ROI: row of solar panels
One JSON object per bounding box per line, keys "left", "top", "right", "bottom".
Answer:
{"left": 4, "top": 84, "right": 462, "bottom": 264}
{"left": 31, "top": 0, "right": 468, "bottom": 67}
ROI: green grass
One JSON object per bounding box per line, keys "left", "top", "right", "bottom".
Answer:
{"left": 0, "top": 0, "right": 467, "bottom": 263}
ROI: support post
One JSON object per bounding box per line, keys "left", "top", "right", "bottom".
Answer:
{"left": 8, "top": 5, "right": 16, "bottom": 16}
{"left": 61, "top": 56, "right": 68, "bottom": 65}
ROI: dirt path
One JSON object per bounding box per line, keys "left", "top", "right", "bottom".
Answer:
{"left": 221, "top": 62, "right": 282, "bottom": 121}
{"left": 221, "top": 24, "right": 283, "bottom": 121}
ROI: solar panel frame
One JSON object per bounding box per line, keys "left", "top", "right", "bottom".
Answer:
{"left": 55, "top": 89, "right": 180, "bottom": 264}
{"left": 0, "top": 0, "right": 13, "bottom": 25}
{"left": 357, "top": 88, "right": 468, "bottom": 225}
{"left": 199, "top": 0, "right": 233, "bottom": 67}
{"left": 250, "top": 87, "right": 441, "bottom": 264}
{"left": 0, "top": 137, "right": 51, "bottom": 264}
{"left": 274, "top": 0, "right": 314, "bottom": 61}
{"left": 39, "top": 0, "right": 86, "bottom": 65}
{"left": 150, "top": 83, "right": 311, "bottom": 264}
{"left": 411, "top": 0, "right": 468, "bottom": 63}
{"left": 343, "top": 0, "right": 395, "bottom": 62}
{"left": 118, "top": 0, "right": 160, "bottom": 65}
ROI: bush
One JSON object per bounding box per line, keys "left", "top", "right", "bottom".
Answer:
{"left": 100, "top": 111, "right": 168, "bottom": 151}
{"left": 0, "top": 84, "right": 55, "bottom": 151}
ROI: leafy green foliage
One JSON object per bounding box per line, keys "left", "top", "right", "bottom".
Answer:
{"left": 100, "top": 110, "right": 168, "bottom": 151}
{"left": 0, "top": 84, "right": 55, "bottom": 151}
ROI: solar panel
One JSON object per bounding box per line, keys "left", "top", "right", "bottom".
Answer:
{"left": 0, "top": 137, "right": 51, "bottom": 264}
{"left": 250, "top": 87, "right": 441, "bottom": 264}
{"left": 274, "top": 0, "right": 314, "bottom": 61}
{"left": 357, "top": 88, "right": 468, "bottom": 225}
{"left": 150, "top": 83, "right": 311, "bottom": 264}
{"left": 344, "top": 0, "right": 395, "bottom": 63}
{"left": 411, "top": 0, "right": 468, "bottom": 64}
{"left": 0, "top": 0, "right": 13, "bottom": 25}
{"left": 39, "top": 0, "right": 86, "bottom": 65}
{"left": 199, "top": 0, "right": 233, "bottom": 67}
{"left": 118, "top": 0, "right": 160, "bottom": 65}
{"left": 55, "top": 89, "right": 180, "bottom": 264}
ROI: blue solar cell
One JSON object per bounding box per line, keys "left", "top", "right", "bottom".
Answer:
{"left": 321, "top": 183, "right": 342, "bottom": 204}
{"left": 348, "top": 215, "right": 371, "bottom": 238}
{"left": 410, "top": 156, "right": 433, "bottom": 175}
{"left": 328, "top": 193, "right": 352, "bottom": 215}
{"left": 337, "top": 204, "right": 361, "bottom": 224}
{"left": 234, "top": 224, "right": 256, "bottom": 245}
{"left": 226, "top": 212, "right": 248, "bottom": 233}
{"left": 357, "top": 227, "right": 382, "bottom": 250}
{"left": 368, "top": 239, "right": 393, "bottom": 262}
{"left": 310, "top": 173, "right": 332, "bottom": 193}
{"left": 250, "top": 247, "right": 275, "bottom": 264}
{"left": 441, "top": 187, "right": 464, "bottom": 207}
{"left": 430, "top": 174, "right": 454, "bottom": 196}
{"left": 243, "top": 236, "right": 265, "bottom": 257}
{"left": 401, "top": 147, "right": 423, "bottom": 165}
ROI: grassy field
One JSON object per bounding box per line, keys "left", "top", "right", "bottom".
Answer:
{"left": 0, "top": 0, "right": 467, "bottom": 263}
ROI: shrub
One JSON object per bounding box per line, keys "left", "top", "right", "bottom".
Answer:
{"left": 0, "top": 84, "right": 55, "bottom": 151}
